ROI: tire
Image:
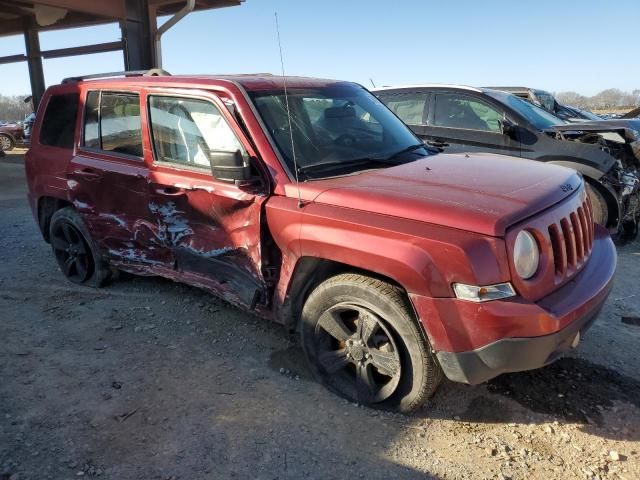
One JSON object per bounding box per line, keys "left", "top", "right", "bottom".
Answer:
{"left": 0, "top": 134, "right": 15, "bottom": 152}
{"left": 49, "top": 207, "right": 111, "bottom": 287}
{"left": 585, "top": 183, "right": 609, "bottom": 227}
{"left": 300, "top": 273, "right": 443, "bottom": 412}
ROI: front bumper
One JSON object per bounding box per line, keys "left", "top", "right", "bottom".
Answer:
{"left": 411, "top": 224, "right": 616, "bottom": 385}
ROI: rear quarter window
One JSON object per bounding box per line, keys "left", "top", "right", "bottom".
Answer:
{"left": 39, "top": 93, "right": 79, "bottom": 148}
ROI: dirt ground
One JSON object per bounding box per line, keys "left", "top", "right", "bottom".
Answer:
{"left": 1, "top": 149, "right": 639, "bottom": 480}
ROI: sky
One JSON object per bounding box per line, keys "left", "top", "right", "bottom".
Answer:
{"left": 0, "top": 0, "right": 638, "bottom": 97}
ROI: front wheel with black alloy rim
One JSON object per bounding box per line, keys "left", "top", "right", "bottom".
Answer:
{"left": 0, "top": 134, "right": 15, "bottom": 152}
{"left": 300, "top": 273, "right": 443, "bottom": 412}
{"left": 49, "top": 207, "right": 111, "bottom": 287}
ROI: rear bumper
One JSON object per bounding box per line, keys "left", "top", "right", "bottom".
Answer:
{"left": 411, "top": 225, "right": 616, "bottom": 384}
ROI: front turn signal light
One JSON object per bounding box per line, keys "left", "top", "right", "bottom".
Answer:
{"left": 453, "top": 282, "right": 516, "bottom": 303}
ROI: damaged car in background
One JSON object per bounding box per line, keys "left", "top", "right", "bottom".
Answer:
{"left": 374, "top": 85, "right": 640, "bottom": 239}
{"left": 488, "top": 86, "right": 602, "bottom": 122}
{"left": 551, "top": 119, "right": 640, "bottom": 238}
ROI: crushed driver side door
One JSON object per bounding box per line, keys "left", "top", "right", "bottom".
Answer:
{"left": 142, "top": 89, "right": 268, "bottom": 309}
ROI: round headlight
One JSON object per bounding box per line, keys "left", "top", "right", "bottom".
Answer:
{"left": 513, "top": 230, "right": 539, "bottom": 279}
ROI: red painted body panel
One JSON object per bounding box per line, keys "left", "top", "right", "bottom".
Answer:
{"left": 293, "top": 153, "right": 582, "bottom": 236}
{"left": 295, "top": 202, "right": 511, "bottom": 297}
{"left": 25, "top": 74, "right": 616, "bottom": 365}
{"left": 411, "top": 224, "right": 615, "bottom": 352}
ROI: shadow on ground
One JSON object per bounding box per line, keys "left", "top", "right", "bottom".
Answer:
{"left": 270, "top": 342, "right": 640, "bottom": 443}
{"left": 487, "top": 357, "right": 640, "bottom": 427}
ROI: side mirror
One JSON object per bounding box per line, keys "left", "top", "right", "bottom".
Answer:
{"left": 209, "top": 149, "right": 251, "bottom": 183}
{"left": 500, "top": 116, "right": 517, "bottom": 138}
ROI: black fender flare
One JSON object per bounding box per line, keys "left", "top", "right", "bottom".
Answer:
{"left": 544, "top": 159, "right": 606, "bottom": 180}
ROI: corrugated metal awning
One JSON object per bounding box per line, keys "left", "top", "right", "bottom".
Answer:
{"left": 0, "top": 0, "right": 243, "bottom": 37}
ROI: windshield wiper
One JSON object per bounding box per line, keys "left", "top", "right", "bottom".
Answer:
{"left": 297, "top": 144, "right": 434, "bottom": 177}
{"left": 384, "top": 143, "right": 436, "bottom": 161}
{"left": 297, "top": 157, "right": 401, "bottom": 175}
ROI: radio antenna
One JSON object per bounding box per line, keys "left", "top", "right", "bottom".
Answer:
{"left": 275, "top": 12, "right": 303, "bottom": 208}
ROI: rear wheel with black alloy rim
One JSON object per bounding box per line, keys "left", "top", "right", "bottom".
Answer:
{"left": 49, "top": 207, "right": 111, "bottom": 287}
{"left": 301, "top": 273, "right": 443, "bottom": 412}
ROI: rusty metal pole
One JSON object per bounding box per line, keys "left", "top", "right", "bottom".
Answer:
{"left": 24, "top": 26, "right": 45, "bottom": 111}
{"left": 120, "top": 0, "right": 155, "bottom": 71}
{"left": 154, "top": 0, "right": 195, "bottom": 69}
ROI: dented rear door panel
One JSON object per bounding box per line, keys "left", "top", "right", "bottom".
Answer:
{"left": 68, "top": 85, "right": 169, "bottom": 268}
{"left": 67, "top": 152, "right": 158, "bottom": 265}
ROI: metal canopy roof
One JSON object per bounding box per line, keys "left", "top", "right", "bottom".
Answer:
{"left": 0, "top": 0, "right": 244, "bottom": 108}
{"left": 0, "top": 0, "right": 243, "bottom": 37}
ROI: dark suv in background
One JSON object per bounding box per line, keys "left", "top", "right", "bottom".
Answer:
{"left": 488, "top": 86, "right": 602, "bottom": 122}
{"left": 373, "top": 85, "right": 640, "bottom": 239}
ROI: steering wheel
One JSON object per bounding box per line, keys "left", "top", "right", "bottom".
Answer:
{"left": 333, "top": 133, "right": 358, "bottom": 147}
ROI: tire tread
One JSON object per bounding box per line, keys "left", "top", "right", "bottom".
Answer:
{"left": 302, "top": 273, "right": 443, "bottom": 412}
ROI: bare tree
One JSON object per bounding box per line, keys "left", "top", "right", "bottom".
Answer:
{"left": 0, "top": 94, "right": 33, "bottom": 122}
{"left": 555, "top": 88, "right": 639, "bottom": 110}
{"left": 555, "top": 91, "right": 588, "bottom": 107}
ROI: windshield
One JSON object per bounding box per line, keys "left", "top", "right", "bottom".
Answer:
{"left": 492, "top": 92, "right": 566, "bottom": 130}
{"left": 249, "top": 83, "right": 430, "bottom": 179}
{"left": 533, "top": 90, "right": 556, "bottom": 112}
{"left": 577, "top": 109, "right": 602, "bottom": 121}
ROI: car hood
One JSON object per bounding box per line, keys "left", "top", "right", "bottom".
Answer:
{"left": 552, "top": 120, "right": 640, "bottom": 137}
{"left": 289, "top": 152, "right": 581, "bottom": 236}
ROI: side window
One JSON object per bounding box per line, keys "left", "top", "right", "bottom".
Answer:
{"left": 380, "top": 92, "right": 428, "bottom": 125}
{"left": 433, "top": 94, "right": 502, "bottom": 132}
{"left": 148, "top": 96, "right": 243, "bottom": 169}
{"left": 100, "top": 93, "right": 143, "bottom": 156}
{"left": 39, "top": 93, "right": 79, "bottom": 148}
{"left": 82, "top": 91, "right": 142, "bottom": 156}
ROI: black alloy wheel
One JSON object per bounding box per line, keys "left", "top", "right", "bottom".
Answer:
{"left": 313, "top": 303, "right": 402, "bottom": 403}
{"left": 51, "top": 220, "right": 93, "bottom": 283}
{"left": 301, "top": 274, "right": 443, "bottom": 412}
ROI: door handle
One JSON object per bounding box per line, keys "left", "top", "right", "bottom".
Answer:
{"left": 155, "top": 186, "right": 186, "bottom": 196}
{"left": 73, "top": 167, "right": 100, "bottom": 178}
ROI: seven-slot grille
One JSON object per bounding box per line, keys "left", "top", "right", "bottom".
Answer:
{"left": 547, "top": 196, "right": 595, "bottom": 278}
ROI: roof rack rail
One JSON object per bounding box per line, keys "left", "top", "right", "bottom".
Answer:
{"left": 62, "top": 68, "right": 171, "bottom": 84}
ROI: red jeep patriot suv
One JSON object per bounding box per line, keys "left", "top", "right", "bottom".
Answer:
{"left": 25, "top": 71, "right": 616, "bottom": 412}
